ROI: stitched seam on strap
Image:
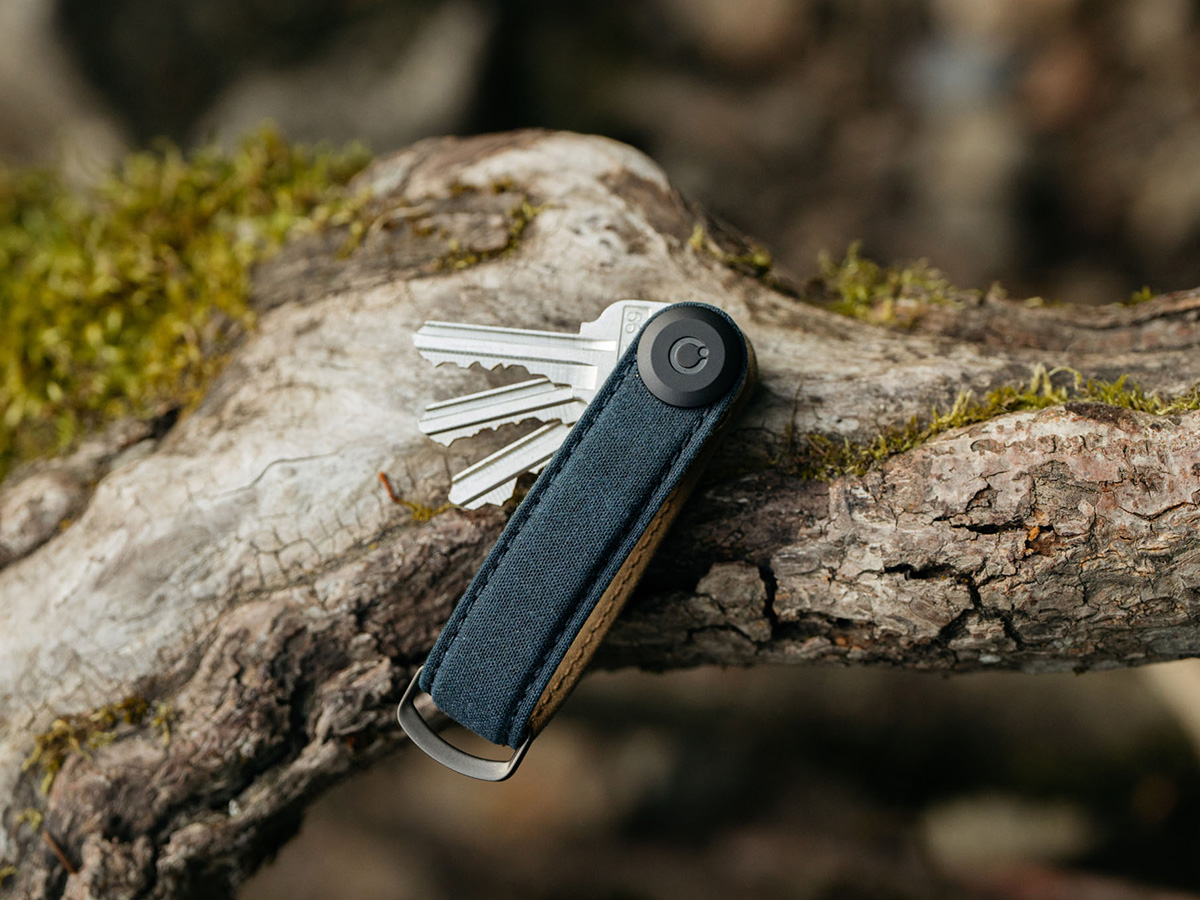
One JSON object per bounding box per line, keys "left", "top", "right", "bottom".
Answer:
{"left": 531, "top": 478, "right": 679, "bottom": 721}
{"left": 504, "top": 405, "right": 712, "bottom": 745}
{"left": 423, "top": 359, "right": 639, "bottom": 683}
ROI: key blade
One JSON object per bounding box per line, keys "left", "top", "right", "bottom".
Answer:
{"left": 414, "top": 322, "right": 614, "bottom": 391}
{"left": 449, "top": 422, "right": 569, "bottom": 508}
{"left": 447, "top": 461, "right": 548, "bottom": 511}
{"left": 419, "top": 378, "right": 587, "bottom": 445}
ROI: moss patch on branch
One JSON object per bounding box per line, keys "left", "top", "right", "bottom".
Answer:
{"left": 690, "top": 222, "right": 773, "bottom": 275}
{"left": 687, "top": 221, "right": 802, "bottom": 297}
{"left": 12, "top": 808, "right": 42, "bottom": 834}
{"left": 1125, "top": 285, "right": 1157, "bottom": 306}
{"left": 0, "top": 127, "right": 370, "bottom": 483}
{"left": 815, "top": 242, "right": 963, "bottom": 326}
{"left": 435, "top": 194, "right": 543, "bottom": 271}
{"left": 796, "top": 366, "right": 1200, "bottom": 480}
{"left": 21, "top": 696, "right": 172, "bottom": 794}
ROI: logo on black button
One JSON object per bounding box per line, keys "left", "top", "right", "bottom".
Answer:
{"left": 637, "top": 304, "right": 744, "bottom": 408}
{"left": 669, "top": 337, "right": 709, "bottom": 374}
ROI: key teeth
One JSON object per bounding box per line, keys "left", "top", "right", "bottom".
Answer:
{"left": 446, "top": 423, "right": 566, "bottom": 508}
{"left": 451, "top": 480, "right": 517, "bottom": 509}
{"left": 417, "top": 379, "right": 586, "bottom": 448}
{"left": 417, "top": 350, "right": 576, "bottom": 378}
{"left": 422, "top": 414, "right": 571, "bottom": 447}
{"left": 419, "top": 354, "right": 512, "bottom": 373}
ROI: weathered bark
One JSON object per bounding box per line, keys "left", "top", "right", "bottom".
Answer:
{"left": 2, "top": 129, "right": 1200, "bottom": 898}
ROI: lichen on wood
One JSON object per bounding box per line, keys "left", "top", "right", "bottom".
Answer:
{"left": 434, "top": 193, "right": 542, "bottom": 271}
{"left": 21, "top": 696, "right": 171, "bottom": 795}
{"left": 794, "top": 364, "right": 1200, "bottom": 480}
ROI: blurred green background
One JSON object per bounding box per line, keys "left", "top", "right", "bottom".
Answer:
{"left": 4, "top": 1, "right": 1200, "bottom": 897}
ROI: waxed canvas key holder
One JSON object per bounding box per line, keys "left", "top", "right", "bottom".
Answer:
{"left": 399, "top": 302, "right": 756, "bottom": 779}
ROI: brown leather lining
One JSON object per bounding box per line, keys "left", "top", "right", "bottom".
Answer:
{"left": 527, "top": 343, "right": 758, "bottom": 735}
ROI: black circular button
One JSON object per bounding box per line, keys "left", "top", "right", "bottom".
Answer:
{"left": 637, "top": 305, "right": 744, "bottom": 407}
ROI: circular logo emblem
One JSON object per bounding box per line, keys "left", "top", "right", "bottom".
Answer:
{"left": 636, "top": 305, "right": 745, "bottom": 407}
{"left": 669, "top": 337, "right": 709, "bottom": 374}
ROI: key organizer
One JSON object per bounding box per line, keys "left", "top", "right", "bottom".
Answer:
{"left": 399, "top": 303, "right": 756, "bottom": 779}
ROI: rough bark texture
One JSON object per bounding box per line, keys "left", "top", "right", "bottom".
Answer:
{"left": 2, "top": 129, "right": 1200, "bottom": 898}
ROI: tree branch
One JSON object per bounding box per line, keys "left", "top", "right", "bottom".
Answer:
{"left": 2, "top": 129, "right": 1199, "bottom": 898}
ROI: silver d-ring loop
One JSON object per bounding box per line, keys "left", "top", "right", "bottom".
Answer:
{"left": 397, "top": 667, "right": 532, "bottom": 782}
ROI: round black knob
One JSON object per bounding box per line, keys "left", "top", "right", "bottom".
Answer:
{"left": 637, "top": 305, "right": 745, "bottom": 408}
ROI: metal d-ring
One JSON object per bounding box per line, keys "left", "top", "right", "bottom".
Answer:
{"left": 397, "top": 667, "right": 532, "bottom": 782}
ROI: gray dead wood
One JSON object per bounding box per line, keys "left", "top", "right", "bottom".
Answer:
{"left": 3, "top": 129, "right": 1200, "bottom": 898}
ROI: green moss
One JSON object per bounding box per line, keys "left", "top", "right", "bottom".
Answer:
{"left": 434, "top": 194, "right": 543, "bottom": 271}
{"left": 0, "top": 866, "right": 15, "bottom": 886}
{"left": 689, "top": 222, "right": 775, "bottom": 281}
{"left": 0, "top": 127, "right": 370, "bottom": 483}
{"left": 150, "top": 703, "right": 175, "bottom": 746}
{"left": 796, "top": 365, "right": 1200, "bottom": 480}
{"left": 1019, "top": 295, "right": 1056, "bottom": 308}
{"left": 1126, "top": 285, "right": 1156, "bottom": 306}
{"left": 23, "top": 695, "right": 175, "bottom": 794}
{"left": 816, "top": 242, "right": 961, "bottom": 325}
{"left": 12, "top": 808, "right": 42, "bottom": 833}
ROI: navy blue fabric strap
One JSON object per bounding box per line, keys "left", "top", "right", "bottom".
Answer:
{"left": 419, "top": 303, "right": 749, "bottom": 748}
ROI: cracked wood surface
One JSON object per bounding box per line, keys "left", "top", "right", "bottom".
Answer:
{"left": 2, "top": 129, "right": 1200, "bottom": 898}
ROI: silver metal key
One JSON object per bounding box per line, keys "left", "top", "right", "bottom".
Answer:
{"left": 418, "top": 377, "right": 586, "bottom": 446}
{"left": 414, "top": 300, "right": 666, "bottom": 401}
{"left": 414, "top": 300, "right": 667, "bottom": 508}
{"left": 448, "top": 421, "right": 570, "bottom": 508}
